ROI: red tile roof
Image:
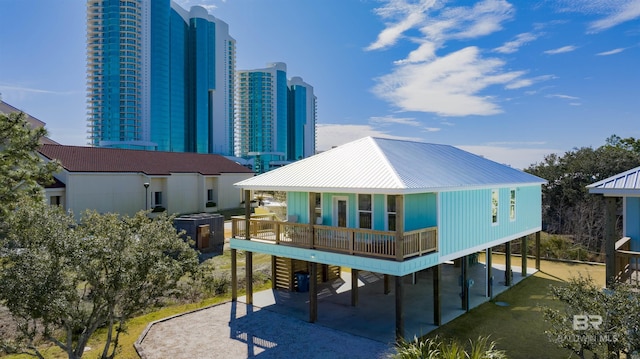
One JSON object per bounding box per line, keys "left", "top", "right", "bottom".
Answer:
{"left": 38, "top": 144, "right": 254, "bottom": 176}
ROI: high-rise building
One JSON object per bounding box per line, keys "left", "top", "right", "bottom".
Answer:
{"left": 235, "top": 62, "right": 289, "bottom": 173}
{"left": 287, "top": 76, "right": 317, "bottom": 161}
{"left": 235, "top": 63, "right": 316, "bottom": 173}
{"left": 86, "top": 0, "right": 235, "bottom": 155}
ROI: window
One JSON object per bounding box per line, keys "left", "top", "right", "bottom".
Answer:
{"left": 509, "top": 189, "right": 516, "bottom": 221}
{"left": 358, "top": 194, "right": 372, "bottom": 229}
{"left": 207, "top": 189, "right": 214, "bottom": 202}
{"left": 387, "top": 195, "right": 397, "bottom": 231}
{"left": 491, "top": 190, "right": 499, "bottom": 224}
{"left": 50, "top": 196, "right": 61, "bottom": 206}
{"left": 153, "top": 191, "right": 163, "bottom": 207}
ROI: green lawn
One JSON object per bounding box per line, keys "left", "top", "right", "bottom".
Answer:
{"left": 429, "top": 256, "right": 606, "bottom": 359}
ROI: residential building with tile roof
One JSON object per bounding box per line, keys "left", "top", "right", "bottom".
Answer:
{"left": 38, "top": 144, "right": 253, "bottom": 218}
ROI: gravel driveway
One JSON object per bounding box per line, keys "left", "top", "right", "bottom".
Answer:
{"left": 136, "top": 301, "right": 394, "bottom": 359}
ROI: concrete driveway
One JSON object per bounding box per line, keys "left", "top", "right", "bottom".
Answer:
{"left": 136, "top": 300, "right": 393, "bottom": 359}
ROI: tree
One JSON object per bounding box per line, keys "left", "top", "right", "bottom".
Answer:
{"left": 0, "top": 200, "right": 199, "bottom": 359}
{"left": 525, "top": 137, "right": 640, "bottom": 256}
{"left": 0, "top": 111, "right": 59, "bottom": 218}
{"left": 544, "top": 275, "right": 640, "bottom": 358}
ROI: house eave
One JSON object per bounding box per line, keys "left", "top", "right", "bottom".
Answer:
{"left": 589, "top": 188, "right": 640, "bottom": 197}
{"left": 234, "top": 182, "right": 545, "bottom": 194}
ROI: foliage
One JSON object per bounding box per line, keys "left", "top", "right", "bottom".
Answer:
{"left": 525, "top": 135, "right": 640, "bottom": 255}
{"left": 544, "top": 275, "right": 640, "bottom": 358}
{"left": 391, "top": 335, "right": 507, "bottom": 359}
{"left": 0, "top": 111, "right": 60, "bottom": 218}
{"left": 0, "top": 200, "right": 199, "bottom": 359}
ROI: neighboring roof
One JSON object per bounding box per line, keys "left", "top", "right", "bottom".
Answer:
{"left": 38, "top": 144, "right": 255, "bottom": 176}
{"left": 43, "top": 177, "right": 66, "bottom": 189}
{"left": 587, "top": 166, "right": 640, "bottom": 196}
{"left": 0, "top": 101, "right": 60, "bottom": 145}
{"left": 235, "top": 137, "right": 546, "bottom": 194}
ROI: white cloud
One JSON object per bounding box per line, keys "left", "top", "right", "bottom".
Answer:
{"left": 373, "top": 46, "right": 526, "bottom": 116}
{"left": 493, "top": 32, "right": 539, "bottom": 54}
{"left": 368, "top": 0, "right": 534, "bottom": 117}
{"left": 366, "top": 0, "right": 434, "bottom": 51}
{"left": 547, "top": 93, "right": 580, "bottom": 100}
{"left": 544, "top": 45, "right": 578, "bottom": 54}
{"left": 369, "top": 116, "right": 442, "bottom": 133}
{"left": 553, "top": 0, "right": 640, "bottom": 32}
{"left": 596, "top": 47, "right": 626, "bottom": 55}
{"left": 504, "top": 74, "right": 555, "bottom": 89}
{"left": 588, "top": 0, "right": 640, "bottom": 32}
{"left": 316, "top": 124, "right": 422, "bottom": 151}
{"left": 457, "top": 145, "right": 563, "bottom": 169}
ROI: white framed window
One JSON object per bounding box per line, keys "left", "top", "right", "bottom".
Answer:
{"left": 386, "top": 195, "right": 397, "bottom": 231}
{"left": 207, "top": 189, "right": 214, "bottom": 202}
{"left": 491, "top": 189, "right": 499, "bottom": 225}
{"left": 509, "top": 189, "right": 516, "bottom": 221}
{"left": 358, "top": 194, "right": 372, "bottom": 229}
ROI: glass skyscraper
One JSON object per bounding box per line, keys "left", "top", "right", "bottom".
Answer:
{"left": 86, "top": 0, "right": 235, "bottom": 155}
{"left": 235, "top": 63, "right": 316, "bottom": 173}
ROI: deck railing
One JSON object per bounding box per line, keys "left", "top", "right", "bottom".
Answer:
{"left": 231, "top": 217, "right": 437, "bottom": 261}
{"left": 615, "top": 237, "right": 640, "bottom": 284}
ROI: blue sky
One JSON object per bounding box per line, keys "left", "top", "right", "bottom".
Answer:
{"left": 1, "top": 0, "right": 638, "bottom": 169}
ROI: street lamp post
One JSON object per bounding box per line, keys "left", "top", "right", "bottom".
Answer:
{"left": 143, "top": 182, "right": 150, "bottom": 210}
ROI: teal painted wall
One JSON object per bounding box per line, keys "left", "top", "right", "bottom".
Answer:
{"left": 626, "top": 197, "right": 640, "bottom": 251}
{"left": 374, "top": 194, "right": 385, "bottom": 231}
{"left": 405, "top": 193, "right": 437, "bottom": 231}
{"left": 287, "top": 191, "right": 309, "bottom": 223}
{"left": 438, "top": 185, "right": 541, "bottom": 257}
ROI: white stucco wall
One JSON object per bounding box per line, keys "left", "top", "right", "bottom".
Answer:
{"left": 65, "top": 173, "right": 147, "bottom": 217}
{"left": 56, "top": 171, "right": 253, "bottom": 218}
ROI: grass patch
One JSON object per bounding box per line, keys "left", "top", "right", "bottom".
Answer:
{"left": 429, "top": 257, "right": 606, "bottom": 359}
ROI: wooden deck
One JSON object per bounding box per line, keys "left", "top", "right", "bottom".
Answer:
{"left": 231, "top": 215, "right": 437, "bottom": 261}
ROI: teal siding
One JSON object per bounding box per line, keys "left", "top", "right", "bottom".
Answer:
{"left": 626, "top": 197, "right": 640, "bottom": 251}
{"left": 287, "top": 191, "right": 309, "bottom": 223}
{"left": 438, "top": 185, "right": 541, "bottom": 257}
{"left": 405, "top": 193, "right": 437, "bottom": 231}
{"left": 374, "top": 194, "right": 385, "bottom": 230}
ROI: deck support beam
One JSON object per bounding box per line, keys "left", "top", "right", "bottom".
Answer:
{"left": 433, "top": 264, "right": 441, "bottom": 325}
{"left": 521, "top": 236, "right": 528, "bottom": 277}
{"left": 486, "top": 248, "right": 493, "bottom": 298}
{"left": 505, "top": 241, "right": 512, "bottom": 286}
{"left": 605, "top": 196, "right": 617, "bottom": 288}
{"left": 351, "top": 268, "right": 359, "bottom": 306}
{"left": 384, "top": 274, "right": 391, "bottom": 295}
{"left": 231, "top": 248, "right": 237, "bottom": 301}
{"left": 461, "top": 255, "right": 469, "bottom": 312}
{"left": 310, "top": 262, "right": 318, "bottom": 323}
{"left": 395, "top": 275, "right": 404, "bottom": 340}
{"left": 535, "top": 231, "right": 541, "bottom": 270}
{"left": 246, "top": 251, "right": 253, "bottom": 304}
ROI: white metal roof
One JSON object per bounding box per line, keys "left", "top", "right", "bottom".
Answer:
{"left": 235, "top": 137, "right": 546, "bottom": 194}
{"left": 587, "top": 166, "right": 640, "bottom": 196}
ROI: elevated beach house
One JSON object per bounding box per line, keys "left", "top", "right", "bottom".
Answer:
{"left": 229, "top": 137, "right": 546, "bottom": 338}
{"left": 588, "top": 166, "right": 640, "bottom": 286}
